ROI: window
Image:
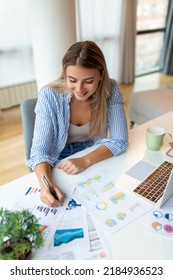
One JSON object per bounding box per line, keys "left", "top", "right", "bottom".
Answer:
{"left": 135, "top": 0, "right": 168, "bottom": 76}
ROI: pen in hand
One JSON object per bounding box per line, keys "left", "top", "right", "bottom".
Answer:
{"left": 41, "top": 173, "right": 58, "bottom": 200}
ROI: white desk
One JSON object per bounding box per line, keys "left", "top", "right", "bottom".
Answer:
{"left": 1, "top": 111, "right": 173, "bottom": 260}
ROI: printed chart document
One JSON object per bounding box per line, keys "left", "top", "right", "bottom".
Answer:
{"left": 75, "top": 169, "right": 153, "bottom": 234}
{"left": 11, "top": 179, "right": 75, "bottom": 249}
{"left": 41, "top": 198, "right": 111, "bottom": 260}
{"left": 148, "top": 195, "right": 173, "bottom": 238}
{"left": 45, "top": 199, "right": 90, "bottom": 256}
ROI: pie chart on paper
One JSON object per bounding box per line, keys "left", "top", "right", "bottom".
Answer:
{"left": 164, "top": 213, "right": 173, "bottom": 221}
{"left": 152, "top": 222, "right": 162, "bottom": 231}
{"left": 153, "top": 210, "right": 163, "bottom": 219}
{"left": 105, "top": 218, "right": 116, "bottom": 227}
{"left": 116, "top": 212, "right": 127, "bottom": 220}
{"left": 164, "top": 224, "right": 173, "bottom": 233}
{"left": 96, "top": 202, "right": 107, "bottom": 210}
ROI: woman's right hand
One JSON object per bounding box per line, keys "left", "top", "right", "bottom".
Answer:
{"left": 35, "top": 162, "right": 65, "bottom": 207}
{"left": 40, "top": 182, "right": 65, "bottom": 207}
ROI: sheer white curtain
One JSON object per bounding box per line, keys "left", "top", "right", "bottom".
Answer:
{"left": 0, "top": 0, "right": 31, "bottom": 50}
{"left": 76, "top": 0, "right": 137, "bottom": 84}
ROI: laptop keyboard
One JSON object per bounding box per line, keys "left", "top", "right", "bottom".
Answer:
{"left": 133, "top": 161, "right": 173, "bottom": 203}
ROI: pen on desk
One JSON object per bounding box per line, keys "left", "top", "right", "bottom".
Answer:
{"left": 41, "top": 173, "right": 58, "bottom": 200}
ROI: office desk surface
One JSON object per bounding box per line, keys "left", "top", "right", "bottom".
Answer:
{"left": 1, "top": 111, "right": 173, "bottom": 260}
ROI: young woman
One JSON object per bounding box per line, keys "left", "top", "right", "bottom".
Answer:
{"left": 27, "top": 41, "right": 128, "bottom": 207}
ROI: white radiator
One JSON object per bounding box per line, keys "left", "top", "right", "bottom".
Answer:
{"left": 0, "top": 81, "right": 37, "bottom": 109}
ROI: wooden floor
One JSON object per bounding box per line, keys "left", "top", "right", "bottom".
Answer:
{"left": 0, "top": 72, "right": 173, "bottom": 186}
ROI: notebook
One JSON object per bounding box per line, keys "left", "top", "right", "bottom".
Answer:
{"left": 116, "top": 160, "right": 173, "bottom": 208}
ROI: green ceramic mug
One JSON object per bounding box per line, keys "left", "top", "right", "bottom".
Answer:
{"left": 146, "top": 126, "right": 171, "bottom": 151}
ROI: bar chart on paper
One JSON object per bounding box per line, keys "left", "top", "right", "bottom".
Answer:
{"left": 25, "top": 187, "right": 41, "bottom": 196}
{"left": 11, "top": 180, "right": 75, "bottom": 249}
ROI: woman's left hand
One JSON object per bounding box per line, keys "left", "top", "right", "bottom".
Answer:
{"left": 58, "top": 157, "right": 90, "bottom": 174}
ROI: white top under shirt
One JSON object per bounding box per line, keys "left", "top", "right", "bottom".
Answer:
{"left": 67, "top": 122, "right": 90, "bottom": 143}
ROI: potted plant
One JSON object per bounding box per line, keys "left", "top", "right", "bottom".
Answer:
{"left": 0, "top": 207, "right": 44, "bottom": 260}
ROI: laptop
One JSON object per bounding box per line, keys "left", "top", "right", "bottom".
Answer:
{"left": 116, "top": 160, "right": 173, "bottom": 208}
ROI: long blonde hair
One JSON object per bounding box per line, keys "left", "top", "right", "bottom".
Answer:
{"left": 48, "top": 41, "right": 111, "bottom": 140}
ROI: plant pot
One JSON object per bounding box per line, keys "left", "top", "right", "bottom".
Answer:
{"left": 0, "top": 238, "right": 32, "bottom": 260}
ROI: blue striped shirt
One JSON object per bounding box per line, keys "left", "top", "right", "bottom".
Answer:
{"left": 26, "top": 79, "right": 128, "bottom": 171}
